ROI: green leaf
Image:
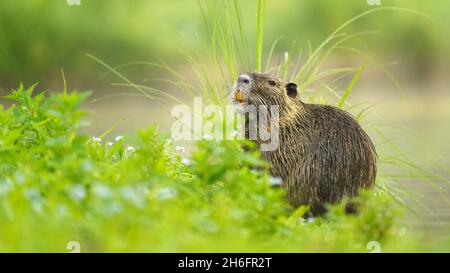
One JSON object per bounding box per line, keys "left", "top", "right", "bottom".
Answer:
{"left": 337, "top": 62, "right": 367, "bottom": 108}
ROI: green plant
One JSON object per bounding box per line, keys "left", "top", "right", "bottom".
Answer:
{"left": 0, "top": 84, "right": 429, "bottom": 252}
{"left": 0, "top": 1, "right": 447, "bottom": 253}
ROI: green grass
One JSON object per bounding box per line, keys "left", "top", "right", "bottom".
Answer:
{"left": 93, "top": 0, "right": 449, "bottom": 216}
{"left": 0, "top": 1, "right": 448, "bottom": 252}
{"left": 255, "top": 0, "right": 266, "bottom": 72}
{"left": 0, "top": 84, "right": 434, "bottom": 252}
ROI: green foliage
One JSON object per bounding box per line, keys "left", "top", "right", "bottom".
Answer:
{"left": 71, "top": 0, "right": 449, "bottom": 252}
{"left": 0, "top": 85, "right": 428, "bottom": 252}
{"left": 0, "top": 0, "right": 445, "bottom": 87}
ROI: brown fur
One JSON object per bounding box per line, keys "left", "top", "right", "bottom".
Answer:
{"left": 238, "top": 72, "right": 377, "bottom": 215}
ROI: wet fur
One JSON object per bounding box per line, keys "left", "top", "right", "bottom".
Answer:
{"left": 239, "top": 73, "right": 377, "bottom": 215}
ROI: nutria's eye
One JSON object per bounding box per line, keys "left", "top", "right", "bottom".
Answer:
{"left": 268, "top": 80, "right": 276, "bottom": 86}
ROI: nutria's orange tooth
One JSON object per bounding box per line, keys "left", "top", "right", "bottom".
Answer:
{"left": 236, "top": 89, "right": 243, "bottom": 102}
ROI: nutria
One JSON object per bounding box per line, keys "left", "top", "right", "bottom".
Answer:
{"left": 232, "top": 72, "right": 377, "bottom": 215}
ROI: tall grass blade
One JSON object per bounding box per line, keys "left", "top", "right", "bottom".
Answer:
{"left": 256, "top": 0, "right": 266, "bottom": 72}
{"left": 337, "top": 62, "right": 367, "bottom": 108}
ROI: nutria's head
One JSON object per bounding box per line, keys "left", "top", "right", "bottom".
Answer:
{"left": 232, "top": 72, "right": 299, "bottom": 114}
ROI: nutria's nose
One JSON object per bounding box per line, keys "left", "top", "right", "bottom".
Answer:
{"left": 237, "top": 74, "right": 251, "bottom": 84}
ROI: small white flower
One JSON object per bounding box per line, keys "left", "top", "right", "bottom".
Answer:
{"left": 181, "top": 158, "right": 190, "bottom": 165}
{"left": 92, "top": 137, "right": 102, "bottom": 143}
{"left": 127, "top": 146, "right": 136, "bottom": 152}
{"left": 175, "top": 146, "right": 185, "bottom": 153}
{"left": 229, "top": 130, "right": 239, "bottom": 138}
{"left": 114, "top": 136, "right": 123, "bottom": 141}
{"left": 268, "top": 176, "right": 282, "bottom": 186}
{"left": 0, "top": 183, "right": 12, "bottom": 196}
{"left": 93, "top": 184, "right": 112, "bottom": 199}
{"left": 120, "top": 186, "right": 144, "bottom": 209}
{"left": 157, "top": 187, "right": 177, "bottom": 200}
{"left": 70, "top": 184, "right": 86, "bottom": 202}
{"left": 307, "top": 217, "right": 315, "bottom": 223}
{"left": 203, "top": 134, "right": 213, "bottom": 140}
{"left": 108, "top": 142, "right": 114, "bottom": 146}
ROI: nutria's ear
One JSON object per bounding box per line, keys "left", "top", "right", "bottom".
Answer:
{"left": 286, "top": 82, "right": 297, "bottom": 98}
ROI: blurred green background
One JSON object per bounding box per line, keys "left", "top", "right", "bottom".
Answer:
{"left": 0, "top": 1, "right": 449, "bottom": 88}
{"left": 0, "top": 0, "right": 449, "bottom": 239}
